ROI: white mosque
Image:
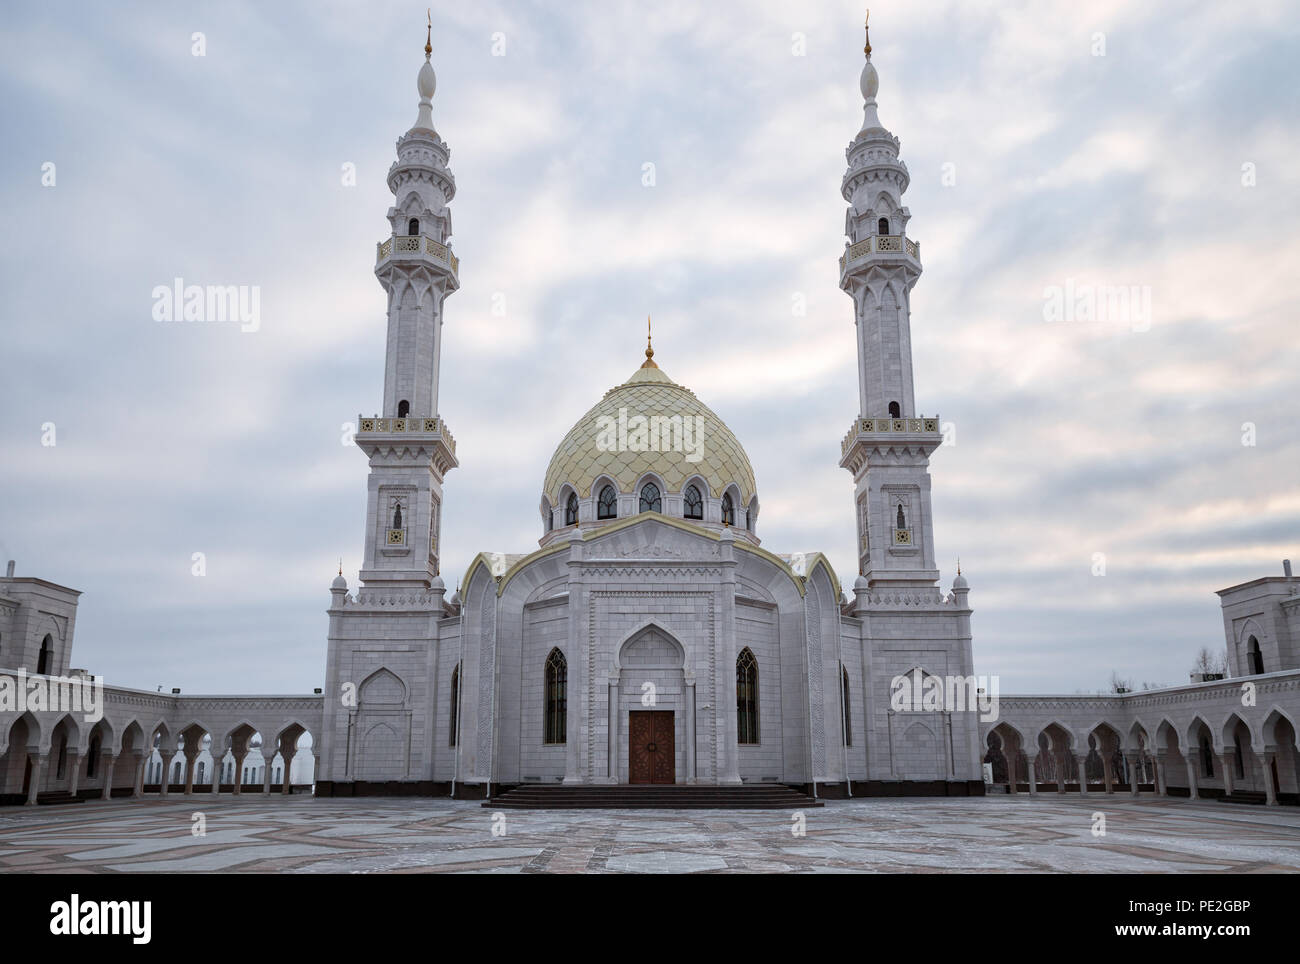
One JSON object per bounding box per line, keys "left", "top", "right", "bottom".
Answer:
{"left": 0, "top": 17, "right": 1296, "bottom": 808}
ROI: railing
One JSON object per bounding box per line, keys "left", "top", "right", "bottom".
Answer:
{"left": 841, "top": 416, "right": 940, "bottom": 454}
{"left": 839, "top": 234, "right": 920, "bottom": 271}
{"left": 356, "top": 415, "right": 456, "bottom": 454}
{"left": 376, "top": 235, "right": 460, "bottom": 274}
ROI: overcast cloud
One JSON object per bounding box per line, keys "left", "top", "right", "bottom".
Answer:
{"left": 1, "top": 0, "right": 1297, "bottom": 695}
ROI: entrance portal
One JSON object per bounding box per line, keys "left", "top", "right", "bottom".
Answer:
{"left": 629, "top": 711, "right": 674, "bottom": 784}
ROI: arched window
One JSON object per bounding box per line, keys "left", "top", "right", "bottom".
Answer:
{"left": 397, "top": 399, "right": 410, "bottom": 418}
{"left": 888, "top": 400, "right": 901, "bottom": 418}
{"left": 878, "top": 216, "right": 890, "bottom": 235}
{"left": 841, "top": 665, "right": 852, "bottom": 747}
{"left": 597, "top": 485, "right": 617, "bottom": 520}
{"left": 683, "top": 484, "right": 703, "bottom": 520}
{"left": 544, "top": 649, "right": 567, "bottom": 744}
{"left": 449, "top": 664, "right": 460, "bottom": 746}
{"left": 639, "top": 482, "right": 661, "bottom": 513}
{"left": 407, "top": 217, "right": 419, "bottom": 236}
{"left": 1247, "top": 636, "right": 1264, "bottom": 675}
{"left": 1200, "top": 735, "right": 1214, "bottom": 777}
{"left": 896, "top": 504, "right": 906, "bottom": 530}
{"left": 37, "top": 634, "right": 53, "bottom": 675}
{"left": 721, "top": 492, "right": 735, "bottom": 526}
{"left": 565, "top": 492, "right": 579, "bottom": 526}
{"left": 392, "top": 502, "right": 403, "bottom": 530}
{"left": 737, "top": 648, "right": 759, "bottom": 744}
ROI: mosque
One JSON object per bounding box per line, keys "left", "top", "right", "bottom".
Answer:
{"left": 1, "top": 18, "right": 1296, "bottom": 807}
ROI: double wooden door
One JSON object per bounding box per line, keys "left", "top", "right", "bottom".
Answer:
{"left": 629, "top": 710, "right": 675, "bottom": 784}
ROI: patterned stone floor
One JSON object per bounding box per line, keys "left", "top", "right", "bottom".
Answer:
{"left": 0, "top": 794, "right": 1298, "bottom": 873}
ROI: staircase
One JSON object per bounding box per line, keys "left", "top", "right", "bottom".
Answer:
{"left": 36, "top": 791, "right": 85, "bottom": 806}
{"left": 1220, "top": 790, "right": 1268, "bottom": 806}
{"left": 484, "top": 783, "right": 823, "bottom": 810}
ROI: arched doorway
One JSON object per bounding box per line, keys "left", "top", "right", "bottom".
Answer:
{"left": 612, "top": 624, "right": 687, "bottom": 784}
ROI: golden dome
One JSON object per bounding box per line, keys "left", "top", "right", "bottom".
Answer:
{"left": 543, "top": 360, "right": 757, "bottom": 508}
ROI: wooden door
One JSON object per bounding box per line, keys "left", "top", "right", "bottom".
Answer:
{"left": 629, "top": 711, "right": 675, "bottom": 784}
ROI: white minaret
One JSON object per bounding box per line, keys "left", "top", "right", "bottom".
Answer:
{"left": 354, "top": 23, "right": 460, "bottom": 589}
{"left": 838, "top": 14, "right": 941, "bottom": 588}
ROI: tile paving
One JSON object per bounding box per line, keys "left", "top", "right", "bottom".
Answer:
{"left": 0, "top": 794, "right": 1298, "bottom": 873}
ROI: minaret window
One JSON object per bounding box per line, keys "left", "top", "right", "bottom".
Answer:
{"left": 565, "top": 492, "right": 579, "bottom": 526}
{"left": 721, "top": 493, "right": 735, "bottom": 526}
{"left": 392, "top": 503, "right": 403, "bottom": 530}
{"left": 878, "top": 217, "right": 890, "bottom": 235}
{"left": 37, "top": 634, "right": 52, "bottom": 675}
{"left": 407, "top": 218, "right": 419, "bottom": 236}
{"left": 1247, "top": 636, "right": 1264, "bottom": 674}
{"left": 597, "top": 485, "right": 617, "bottom": 520}
{"left": 684, "top": 485, "right": 703, "bottom": 520}
{"left": 397, "top": 399, "right": 410, "bottom": 418}
{"left": 736, "top": 648, "right": 759, "bottom": 744}
{"left": 544, "top": 649, "right": 567, "bottom": 744}
{"left": 888, "top": 401, "right": 901, "bottom": 418}
{"left": 639, "top": 483, "right": 661, "bottom": 513}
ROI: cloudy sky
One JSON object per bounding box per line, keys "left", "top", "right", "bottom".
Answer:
{"left": 1, "top": 0, "right": 1297, "bottom": 695}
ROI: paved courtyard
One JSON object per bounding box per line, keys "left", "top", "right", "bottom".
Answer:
{"left": 0, "top": 795, "right": 1298, "bottom": 873}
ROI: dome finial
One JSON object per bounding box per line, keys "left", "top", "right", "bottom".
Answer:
{"left": 425, "top": 8, "right": 433, "bottom": 57}
{"left": 641, "top": 314, "right": 658, "bottom": 368}
{"left": 864, "top": 8, "right": 872, "bottom": 57}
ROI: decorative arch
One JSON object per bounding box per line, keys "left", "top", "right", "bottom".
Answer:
{"left": 614, "top": 621, "right": 686, "bottom": 671}
{"left": 559, "top": 485, "right": 579, "bottom": 526}
{"left": 358, "top": 667, "right": 407, "bottom": 706}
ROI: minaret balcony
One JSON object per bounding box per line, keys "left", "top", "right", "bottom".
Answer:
{"left": 355, "top": 413, "right": 459, "bottom": 477}
{"left": 838, "top": 234, "right": 920, "bottom": 280}
{"left": 839, "top": 415, "right": 941, "bottom": 473}
{"left": 375, "top": 234, "right": 460, "bottom": 278}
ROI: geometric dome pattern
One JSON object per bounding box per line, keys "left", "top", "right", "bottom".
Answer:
{"left": 543, "top": 359, "right": 757, "bottom": 507}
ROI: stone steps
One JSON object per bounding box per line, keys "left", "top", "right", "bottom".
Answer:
{"left": 484, "top": 784, "right": 822, "bottom": 810}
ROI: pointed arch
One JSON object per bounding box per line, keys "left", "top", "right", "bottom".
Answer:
{"left": 358, "top": 667, "right": 407, "bottom": 706}
{"left": 544, "top": 648, "right": 567, "bottom": 745}
{"left": 737, "top": 647, "right": 759, "bottom": 745}
{"left": 615, "top": 622, "right": 686, "bottom": 670}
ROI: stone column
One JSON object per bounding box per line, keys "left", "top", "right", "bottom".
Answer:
{"left": 66, "top": 750, "right": 81, "bottom": 797}
{"left": 1185, "top": 757, "right": 1199, "bottom": 800}
{"left": 1055, "top": 751, "right": 1069, "bottom": 793}
{"left": 1101, "top": 751, "right": 1114, "bottom": 794}
{"left": 606, "top": 677, "right": 619, "bottom": 783}
{"left": 1125, "top": 754, "right": 1141, "bottom": 796}
{"left": 685, "top": 675, "right": 697, "bottom": 784}
{"left": 1220, "top": 749, "right": 1235, "bottom": 798}
{"left": 211, "top": 753, "right": 224, "bottom": 796}
{"left": 1026, "top": 752, "right": 1038, "bottom": 795}
{"left": 262, "top": 750, "right": 277, "bottom": 794}
{"left": 1262, "top": 752, "right": 1278, "bottom": 806}
{"left": 282, "top": 748, "right": 295, "bottom": 794}
{"left": 158, "top": 752, "right": 175, "bottom": 798}
{"left": 232, "top": 752, "right": 247, "bottom": 795}
{"left": 1154, "top": 753, "right": 1166, "bottom": 795}
{"left": 1006, "top": 749, "right": 1018, "bottom": 794}
{"left": 100, "top": 752, "right": 116, "bottom": 801}
{"left": 132, "top": 753, "right": 145, "bottom": 798}
{"left": 1075, "top": 754, "right": 1089, "bottom": 795}
{"left": 25, "top": 751, "right": 43, "bottom": 805}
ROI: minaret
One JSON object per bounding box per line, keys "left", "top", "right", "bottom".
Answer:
{"left": 354, "top": 20, "right": 460, "bottom": 589}
{"left": 838, "top": 13, "right": 941, "bottom": 588}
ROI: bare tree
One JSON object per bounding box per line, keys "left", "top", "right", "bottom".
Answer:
{"left": 1191, "top": 646, "right": 1228, "bottom": 677}
{"left": 1108, "top": 670, "right": 1132, "bottom": 694}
